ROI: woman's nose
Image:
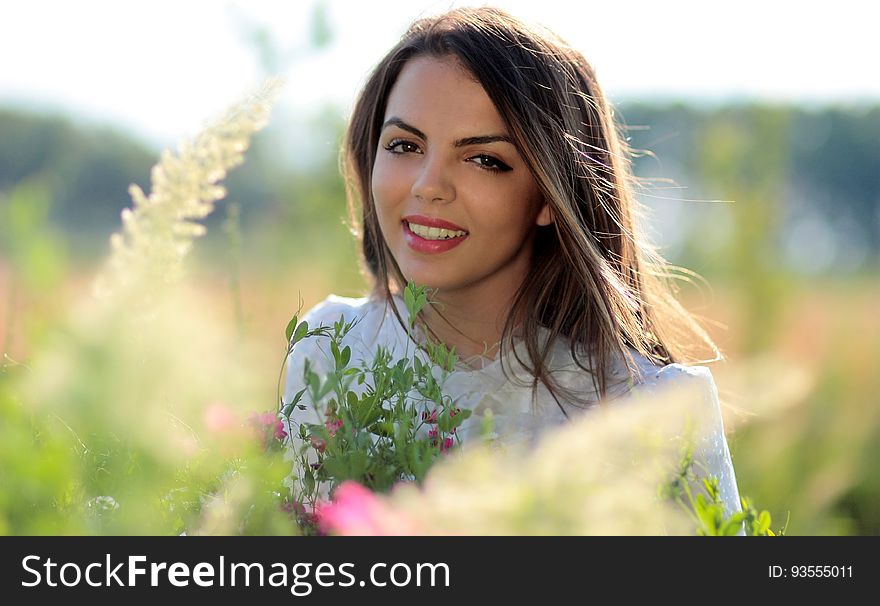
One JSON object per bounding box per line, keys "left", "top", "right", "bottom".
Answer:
{"left": 410, "top": 154, "right": 456, "bottom": 203}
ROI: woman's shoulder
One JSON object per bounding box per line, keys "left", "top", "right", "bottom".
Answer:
{"left": 627, "top": 358, "right": 726, "bottom": 440}
{"left": 288, "top": 293, "right": 409, "bottom": 372}
{"left": 634, "top": 361, "right": 724, "bottom": 421}
{"left": 298, "top": 293, "right": 375, "bottom": 326}
{"left": 627, "top": 357, "right": 721, "bottom": 415}
{"left": 631, "top": 358, "right": 718, "bottom": 393}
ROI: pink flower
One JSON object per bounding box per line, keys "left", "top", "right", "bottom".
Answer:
{"left": 325, "top": 418, "right": 344, "bottom": 438}
{"left": 274, "top": 421, "right": 288, "bottom": 441}
{"left": 422, "top": 408, "right": 438, "bottom": 424}
{"left": 310, "top": 435, "right": 327, "bottom": 453}
{"left": 283, "top": 501, "right": 318, "bottom": 530}
{"left": 314, "top": 481, "right": 420, "bottom": 536}
{"left": 248, "top": 411, "right": 287, "bottom": 448}
{"left": 427, "top": 427, "right": 438, "bottom": 440}
{"left": 440, "top": 437, "right": 455, "bottom": 453}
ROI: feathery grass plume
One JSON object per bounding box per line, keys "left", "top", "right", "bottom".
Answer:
{"left": 95, "top": 77, "right": 283, "bottom": 303}
{"left": 3, "top": 80, "right": 286, "bottom": 534}
{"left": 324, "top": 379, "right": 722, "bottom": 535}
{"left": 713, "top": 354, "right": 814, "bottom": 431}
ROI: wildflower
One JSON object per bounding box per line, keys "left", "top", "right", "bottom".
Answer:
{"left": 248, "top": 411, "right": 287, "bottom": 448}
{"left": 440, "top": 437, "right": 454, "bottom": 453}
{"left": 325, "top": 417, "right": 344, "bottom": 438}
{"left": 313, "top": 481, "right": 420, "bottom": 536}
{"left": 310, "top": 435, "right": 327, "bottom": 453}
{"left": 422, "top": 408, "right": 438, "bottom": 424}
{"left": 284, "top": 501, "right": 319, "bottom": 532}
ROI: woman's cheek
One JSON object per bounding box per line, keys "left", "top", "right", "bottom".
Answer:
{"left": 371, "top": 158, "right": 403, "bottom": 210}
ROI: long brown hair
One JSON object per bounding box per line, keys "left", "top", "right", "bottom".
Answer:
{"left": 342, "top": 7, "right": 721, "bottom": 411}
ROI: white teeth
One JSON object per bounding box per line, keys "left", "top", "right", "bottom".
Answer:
{"left": 407, "top": 221, "right": 467, "bottom": 240}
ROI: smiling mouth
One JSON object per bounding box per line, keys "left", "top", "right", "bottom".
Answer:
{"left": 403, "top": 220, "right": 468, "bottom": 240}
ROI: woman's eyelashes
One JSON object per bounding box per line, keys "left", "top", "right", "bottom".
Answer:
{"left": 382, "top": 139, "right": 512, "bottom": 173}
{"left": 470, "top": 154, "right": 512, "bottom": 173}
{"left": 383, "top": 139, "right": 420, "bottom": 154}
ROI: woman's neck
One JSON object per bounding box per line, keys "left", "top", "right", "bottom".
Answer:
{"left": 415, "top": 282, "right": 524, "bottom": 365}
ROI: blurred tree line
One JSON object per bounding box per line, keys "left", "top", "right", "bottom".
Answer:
{"left": 1, "top": 101, "right": 877, "bottom": 274}
{"left": 622, "top": 102, "right": 879, "bottom": 270}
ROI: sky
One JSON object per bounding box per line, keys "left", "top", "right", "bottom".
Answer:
{"left": 1, "top": 0, "right": 878, "bottom": 148}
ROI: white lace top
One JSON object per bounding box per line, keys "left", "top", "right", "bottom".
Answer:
{"left": 281, "top": 293, "right": 743, "bottom": 530}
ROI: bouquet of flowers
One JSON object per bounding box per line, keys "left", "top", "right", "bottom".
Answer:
{"left": 277, "top": 281, "right": 474, "bottom": 533}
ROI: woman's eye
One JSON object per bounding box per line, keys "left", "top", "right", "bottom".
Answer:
{"left": 384, "top": 140, "right": 420, "bottom": 154}
{"left": 471, "top": 154, "right": 512, "bottom": 173}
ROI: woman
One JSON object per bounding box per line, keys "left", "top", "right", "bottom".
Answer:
{"left": 282, "top": 7, "right": 742, "bottom": 525}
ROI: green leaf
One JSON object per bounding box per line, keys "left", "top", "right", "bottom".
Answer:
{"left": 720, "top": 512, "right": 747, "bottom": 535}
{"left": 285, "top": 314, "right": 299, "bottom": 343}
{"left": 694, "top": 494, "right": 722, "bottom": 534}
{"left": 282, "top": 388, "right": 307, "bottom": 417}
{"left": 341, "top": 345, "right": 351, "bottom": 368}
{"left": 321, "top": 457, "right": 347, "bottom": 480}
{"left": 292, "top": 320, "right": 309, "bottom": 345}
{"left": 404, "top": 283, "right": 415, "bottom": 317}
{"left": 348, "top": 450, "right": 369, "bottom": 480}
{"left": 306, "top": 370, "right": 320, "bottom": 397}
{"left": 758, "top": 510, "right": 772, "bottom": 534}
{"left": 446, "top": 347, "right": 458, "bottom": 372}
{"left": 318, "top": 375, "right": 337, "bottom": 400}
{"left": 302, "top": 466, "right": 315, "bottom": 495}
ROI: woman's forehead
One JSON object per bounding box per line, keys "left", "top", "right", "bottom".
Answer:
{"left": 383, "top": 55, "right": 509, "bottom": 138}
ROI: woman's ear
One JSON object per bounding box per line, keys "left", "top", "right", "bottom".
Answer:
{"left": 535, "top": 200, "right": 554, "bottom": 226}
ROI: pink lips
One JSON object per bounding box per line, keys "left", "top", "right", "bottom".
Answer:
{"left": 402, "top": 214, "right": 467, "bottom": 232}
{"left": 402, "top": 219, "right": 468, "bottom": 254}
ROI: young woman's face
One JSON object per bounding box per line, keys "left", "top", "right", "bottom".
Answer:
{"left": 372, "top": 55, "right": 551, "bottom": 298}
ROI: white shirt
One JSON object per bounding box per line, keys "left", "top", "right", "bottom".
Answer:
{"left": 282, "top": 293, "right": 743, "bottom": 530}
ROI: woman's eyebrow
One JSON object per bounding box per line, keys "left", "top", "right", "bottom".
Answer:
{"left": 382, "top": 116, "right": 513, "bottom": 147}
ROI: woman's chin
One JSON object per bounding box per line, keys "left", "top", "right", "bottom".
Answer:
{"left": 399, "top": 267, "right": 457, "bottom": 292}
